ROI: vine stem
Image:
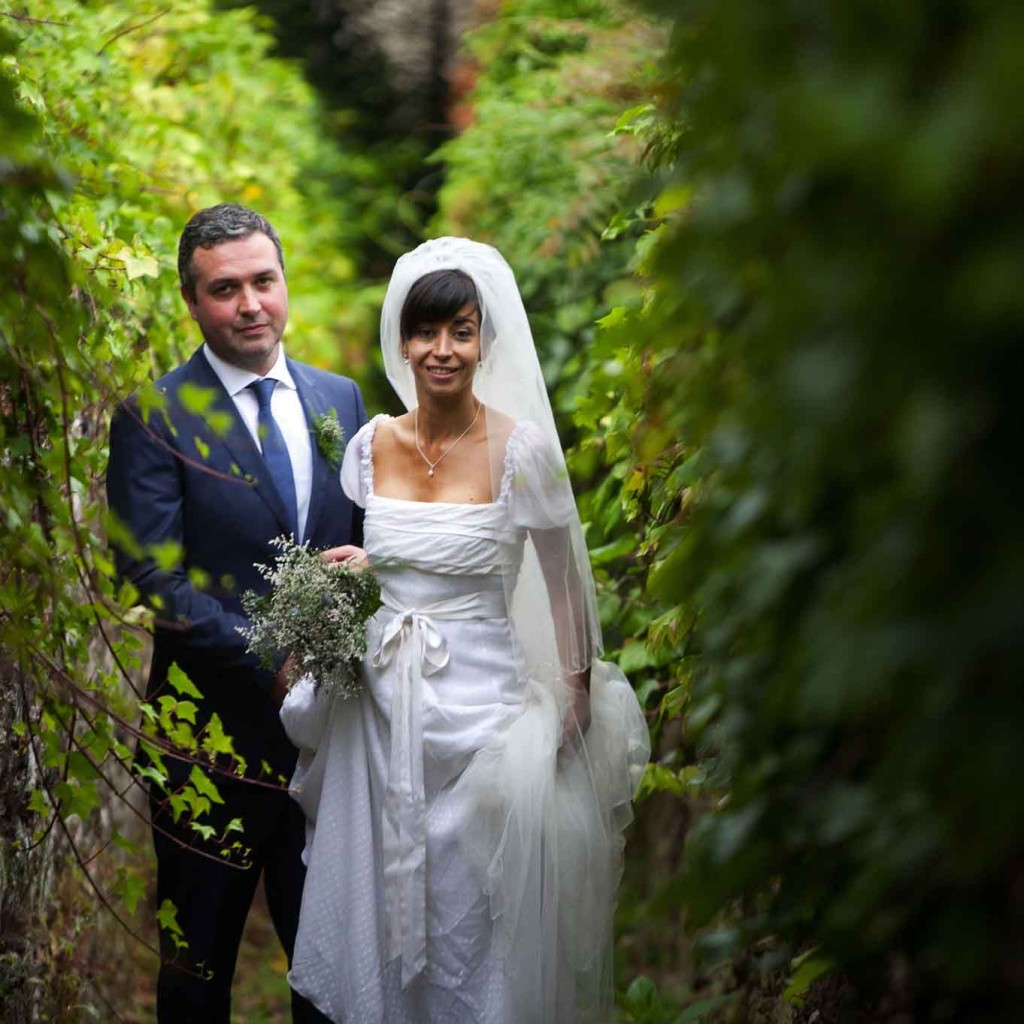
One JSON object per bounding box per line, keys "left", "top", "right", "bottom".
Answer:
{"left": 119, "top": 395, "right": 266, "bottom": 482}
{"left": 40, "top": 692, "right": 255, "bottom": 871}
{"left": 0, "top": 12, "right": 70, "bottom": 27}
{"left": 14, "top": 663, "right": 199, "bottom": 975}
{"left": 96, "top": 7, "right": 171, "bottom": 56}
{"left": 49, "top": 325, "right": 144, "bottom": 698}
{"left": 27, "top": 638, "right": 290, "bottom": 791}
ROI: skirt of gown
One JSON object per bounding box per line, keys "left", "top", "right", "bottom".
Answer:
{"left": 282, "top": 567, "right": 525, "bottom": 1024}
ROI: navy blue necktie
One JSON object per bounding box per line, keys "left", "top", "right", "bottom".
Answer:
{"left": 249, "top": 378, "right": 299, "bottom": 539}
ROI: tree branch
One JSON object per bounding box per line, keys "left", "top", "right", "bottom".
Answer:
{"left": 96, "top": 7, "right": 170, "bottom": 56}
{"left": 0, "top": 12, "right": 70, "bottom": 27}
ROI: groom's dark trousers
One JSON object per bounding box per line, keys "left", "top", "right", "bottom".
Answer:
{"left": 107, "top": 347, "right": 366, "bottom": 1022}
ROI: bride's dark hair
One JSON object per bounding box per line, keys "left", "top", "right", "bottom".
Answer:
{"left": 399, "top": 268, "right": 481, "bottom": 341}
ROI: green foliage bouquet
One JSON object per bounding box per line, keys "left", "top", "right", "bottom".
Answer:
{"left": 239, "top": 536, "right": 380, "bottom": 699}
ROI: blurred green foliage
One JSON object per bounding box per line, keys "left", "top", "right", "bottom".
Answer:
{"left": 581, "top": 0, "right": 1024, "bottom": 1019}
{"left": 215, "top": 0, "right": 442, "bottom": 269}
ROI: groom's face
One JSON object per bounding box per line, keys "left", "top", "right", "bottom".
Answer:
{"left": 182, "top": 231, "right": 289, "bottom": 376}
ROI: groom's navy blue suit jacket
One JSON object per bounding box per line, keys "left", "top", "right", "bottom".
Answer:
{"left": 107, "top": 347, "right": 367, "bottom": 784}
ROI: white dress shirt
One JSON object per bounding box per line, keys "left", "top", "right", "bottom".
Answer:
{"left": 202, "top": 344, "right": 313, "bottom": 541}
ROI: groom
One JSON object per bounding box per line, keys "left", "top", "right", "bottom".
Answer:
{"left": 106, "top": 204, "right": 366, "bottom": 1021}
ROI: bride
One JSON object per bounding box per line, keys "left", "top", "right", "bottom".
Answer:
{"left": 280, "top": 238, "right": 650, "bottom": 1023}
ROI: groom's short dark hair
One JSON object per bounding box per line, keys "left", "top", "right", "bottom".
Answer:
{"left": 178, "top": 204, "right": 285, "bottom": 299}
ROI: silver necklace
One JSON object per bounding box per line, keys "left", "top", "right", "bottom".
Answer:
{"left": 414, "top": 402, "right": 482, "bottom": 477}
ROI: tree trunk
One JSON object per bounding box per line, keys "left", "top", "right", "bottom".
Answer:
{"left": 0, "top": 654, "right": 58, "bottom": 1024}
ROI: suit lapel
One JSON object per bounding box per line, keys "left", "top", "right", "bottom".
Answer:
{"left": 289, "top": 359, "right": 333, "bottom": 543}
{"left": 178, "top": 350, "right": 294, "bottom": 534}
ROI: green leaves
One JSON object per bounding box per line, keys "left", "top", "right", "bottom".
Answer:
{"left": 187, "top": 765, "right": 224, "bottom": 807}
{"left": 782, "top": 950, "right": 835, "bottom": 1007}
{"left": 608, "top": 0, "right": 1024, "bottom": 1017}
{"left": 167, "top": 662, "right": 203, "bottom": 699}
{"left": 155, "top": 899, "right": 187, "bottom": 951}
{"left": 116, "top": 870, "right": 148, "bottom": 917}
{"left": 27, "top": 788, "right": 50, "bottom": 818}
{"left": 123, "top": 253, "right": 160, "bottom": 281}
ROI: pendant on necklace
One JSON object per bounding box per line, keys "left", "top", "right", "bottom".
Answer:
{"left": 428, "top": 468, "right": 434, "bottom": 477}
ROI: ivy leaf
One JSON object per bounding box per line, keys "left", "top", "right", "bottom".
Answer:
{"left": 167, "top": 663, "right": 203, "bottom": 699}
{"left": 148, "top": 539, "right": 183, "bottom": 571}
{"left": 588, "top": 534, "right": 634, "bottom": 566}
{"left": 617, "top": 640, "right": 655, "bottom": 675}
{"left": 188, "top": 765, "right": 225, "bottom": 806}
{"left": 174, "top": 700, "right": 198, "bottom": 725}
{"left": 134, "top": 764, "right": 168, "bottom": 788}
{"left": 56, "top": 780, "right": 100, "bottom": 820}
{"left": 646, "top": 542, "right": 689, "bottom": 604}
{"left": 177, "top": 383, "right": 218, "bottom": 417}
{"left": 200, "top": 713, "right": 236, "bottom": 760}
{"left": 635, "top": 762, "right": 685, "bottom": 801}
{"left": 156, "top": 899, "right": 185, "bottom": 940}
{"left": 782, "top": 954, "right": 835, "bottom": 1006}
{"left": 595, "top": 305, "right": 628, "bottom": 331}
{"left": 66, "top": 750, "right": 102, "bottom": 781}
{"left": 27, "top": 788, "right": 49, "bottom": 817}
{"left": 168, "top": 793, "right": 188, "bottom": 822}
{"left": 123, "top": 254, "right": 159, "bottom": 280}
{"left": 118, "top": 870, "right": 147, "bottom": 915}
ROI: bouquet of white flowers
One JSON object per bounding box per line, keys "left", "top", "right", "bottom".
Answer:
{"left": 239, "top": 536, "right": 380, "bottom": 699}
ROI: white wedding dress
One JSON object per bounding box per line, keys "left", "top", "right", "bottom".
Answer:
{"left": 281, "top": 415, "right": 649, "bottom": 1024}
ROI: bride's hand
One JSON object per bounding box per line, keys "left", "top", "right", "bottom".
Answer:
{"left": 321, "top": 545, "right": 370, "bottom": 571}
{"left": 560, "top": 678, "right": 591, "bottom": 752}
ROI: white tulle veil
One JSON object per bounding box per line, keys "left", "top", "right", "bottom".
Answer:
{"left": 380, "top": 236, "right": 599, "bottom": 681}
{"left": 379, "top": 237, "right": 650, "bottom": 1023}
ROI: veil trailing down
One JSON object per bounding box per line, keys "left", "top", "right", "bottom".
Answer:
{"left": 281, "top": 237, "right": 650, "bottom": 1023}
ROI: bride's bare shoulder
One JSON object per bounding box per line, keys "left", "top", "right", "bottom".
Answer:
{"left": 372, "top": 413, "right": 413, "bottom": 450}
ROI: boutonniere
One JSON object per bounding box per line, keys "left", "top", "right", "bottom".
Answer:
{"left": 313, "top": 409, "right": 346, "bottom": 467}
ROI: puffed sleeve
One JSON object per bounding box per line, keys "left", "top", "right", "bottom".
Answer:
{"left": 504, "top": 420, "right": 578, "bottom": 530}
{"left": 340, "top": 417, "right": 376, "bottom": 508}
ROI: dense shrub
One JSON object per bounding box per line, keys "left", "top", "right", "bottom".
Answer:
{"left": 590, "top": 0, "right": 1024, "bottom": 1018}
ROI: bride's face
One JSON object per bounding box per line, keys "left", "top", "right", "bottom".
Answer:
{"left": 402, "top": 303, "right": 481, "bottom": 399}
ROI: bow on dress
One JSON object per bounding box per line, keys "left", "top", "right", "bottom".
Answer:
{"left": 372, "top": 589, "right": 506, "bottom": 987}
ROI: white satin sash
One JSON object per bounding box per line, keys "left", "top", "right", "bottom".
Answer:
{"left": 371, "top": 588, "right": 507, "bottom": 987}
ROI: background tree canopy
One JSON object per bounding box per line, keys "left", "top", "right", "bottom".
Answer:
{"left": 2, "top": 0, "right": 1023, "bottom": 1021}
